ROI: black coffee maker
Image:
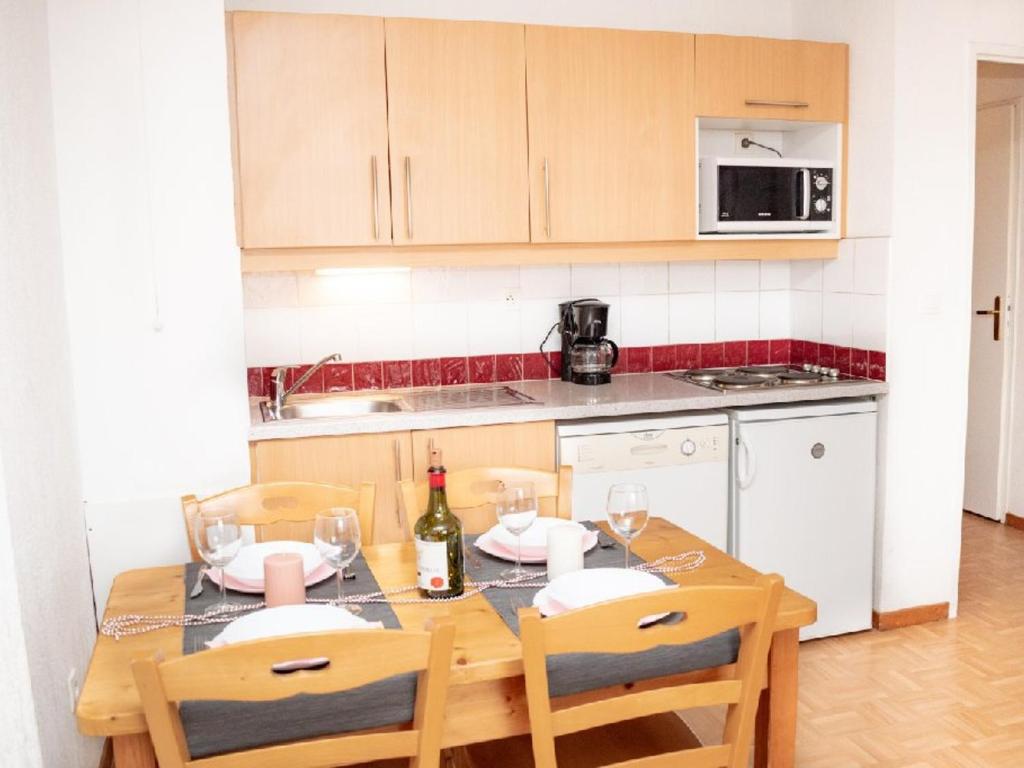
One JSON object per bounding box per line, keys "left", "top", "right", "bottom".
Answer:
{"left": 558, "top": 299, "right": 619, "bottom": 385}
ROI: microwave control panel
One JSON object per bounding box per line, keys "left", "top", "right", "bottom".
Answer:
{"left": 808, "top": 168, "right": 833, "bottom": 221}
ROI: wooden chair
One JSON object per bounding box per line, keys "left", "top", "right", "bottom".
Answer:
{"left": 131, "top": 618, "right": 456, "bottom": 768}
{"left": 456, "top": 573, "right": 784, "bottom": 768}
{"left": 397, "top": 466, "right": 572, "bottom": 537}
{"left": 182, "top": 481, "right": 376, "bottom": 560}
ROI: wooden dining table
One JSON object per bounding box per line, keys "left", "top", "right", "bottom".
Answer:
{"left": 76, "top": 518, "right": 815, "bottom": 767}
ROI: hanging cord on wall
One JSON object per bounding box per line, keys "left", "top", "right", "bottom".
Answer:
{"left": 134, "top": 0, "right": 163, "bottom": 332}
{"left": 741, "top": 137, "right": 783, "bottom": 158}
{"left": 540, "top": 321, "right": 561, "bottom": 375}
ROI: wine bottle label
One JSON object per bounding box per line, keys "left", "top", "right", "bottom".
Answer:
{"left": 415, "top": 538, "right": 450, "bottom": 591}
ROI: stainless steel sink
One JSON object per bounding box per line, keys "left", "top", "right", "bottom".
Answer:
{"left": 261, "top": 393, "right": 410, "bottom": 421}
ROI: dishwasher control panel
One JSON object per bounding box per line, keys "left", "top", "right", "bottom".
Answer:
{"left": 559, "top": 425, "right": 727, "bottom": 474}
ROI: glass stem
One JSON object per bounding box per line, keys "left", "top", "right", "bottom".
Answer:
{"left": 219, "top": 567, "right": 227, "bottom": 610}
{"left": 516, "top": 533, "right": 522, "bottom": 573}
{"left": 336, "top": 570, "right": 344, "bottom": 606}
{"left": 625, "top": 540, "right": 631, "bottom": 569}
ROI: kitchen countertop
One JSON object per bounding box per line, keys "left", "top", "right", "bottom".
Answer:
{"left": 248, "top": 371, "right": 888, "bottom": 441}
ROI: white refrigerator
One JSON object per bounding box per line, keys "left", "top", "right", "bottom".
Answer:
{"left": 725, "top": 399, "right": 877, "bottom": 640}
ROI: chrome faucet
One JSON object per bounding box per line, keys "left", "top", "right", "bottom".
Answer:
{"left": 270, "top": 353, "right": 342, "bottom": 414}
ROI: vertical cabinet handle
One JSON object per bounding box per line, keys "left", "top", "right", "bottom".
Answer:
{"left": 370, "top": 155, "right": 380, "bottom": 241}
{"left": 404, "top": 156, "right": 413, "bottom": 240}
{"left": 393, "top": 439, "right": 404, "bottom": 531}
{"left": 542, "top": 158, "right": 551, "bottom": 239}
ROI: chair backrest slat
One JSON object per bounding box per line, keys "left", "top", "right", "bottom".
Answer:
{"left": 182, "top": 481, "right": 376, "bottom": 559}
{"left": 519, "top": 574, "right": 783, "bottom": 768}
{"left": 133, "top": 619, "right": 454, "bottom": 768}
{"left": 399, "top": 466, "right": 572, "bottom": 537}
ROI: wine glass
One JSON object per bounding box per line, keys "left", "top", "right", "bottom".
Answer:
{"left": 192, "top": 510, "right": 243, "bottom": 614}
{"left": 495, "top": 483, "right": 538, "bottom": 580}
{"left": 314, "top": 508, "right": 362, "bottom": 614}
{"left": 606, "top": 483, "right": 650, "bottom": 569}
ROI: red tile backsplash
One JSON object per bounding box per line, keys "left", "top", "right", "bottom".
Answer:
{"left": 747, "top": 340, "right": 769, "bottom": 365}
{"left": 723, "top": 341, "right": 746, "bottom": 367}
{"left": 287, "top": 364, "right": 323, "bottom": 394}
{"left": 440, "top": 357, "right": 468, "bottom": 386}
{"left": 382, "top": 360, "right": 413, "bottom": 390}
{"left": 247, "top": 338, "right": 887, "bottom": 397}
{"left": 624, "top": 346, "right": 652, "bottom": 373}
{"left": 495, "top": 354, "right": 524, "bottom": 382}
{"left": 468, "top": 355, "right": 496, "bottom": 384}
{"left": 700, "top": 343, "right": 725, "bottom": 368}
{"left": 353, "top": 361, "right": 383, "bottom": 391}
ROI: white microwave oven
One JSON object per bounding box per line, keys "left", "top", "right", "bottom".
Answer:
{"left": 699, "top": 157, "right": 835, "bottom": 234}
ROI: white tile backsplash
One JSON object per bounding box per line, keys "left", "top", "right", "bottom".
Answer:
{"left": 571, "top": 263, "right": 620, "bottom": 297}
{"left": 619, "top": 262, "right": 669, "bottom": 295}
{"left": 520, "top": 264, "right": 571, "bottom": 299}
{"left": 715, "top": 260, "right": 760, "bottom": 292}
{"left": 854, "top": 238, "right": 889, "bottom": 295}
{"left": 668, "top": 261, "right": 715, "bottom": 293}
{"left": 242, "top": 246, "right": 890, "bottom": 365}
{"left": 715, "top": 292, "right": 759, "bottom": 341}
{"left": 620, "top": 294, "right": 669, "bottom": 345}
{"left": 758, "top": 290, "right": 791, "bottom": 340}
{"left": 669, "top": 292, "right": 716, "bottom": 344}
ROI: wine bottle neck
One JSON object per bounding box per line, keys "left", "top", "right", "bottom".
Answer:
{"left": 426, "top": 467, "right": 449, "bottom": 518}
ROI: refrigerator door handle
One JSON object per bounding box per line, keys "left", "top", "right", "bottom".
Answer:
{"left": 737, "top": 434, "right": 757, "bottom": 490}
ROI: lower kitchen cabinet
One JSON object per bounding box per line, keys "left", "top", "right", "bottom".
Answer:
{"left": 249, "top": 421, "right": 556, "bottom": 544}
{"left": 250, "top": 431, "right": 413, "bottom": 545}
{"left": 410, "top": 421, "right": 556, "bottom": 481}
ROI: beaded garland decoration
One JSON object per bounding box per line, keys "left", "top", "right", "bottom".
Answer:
{"left": 100, "top": 550, "right": 707, "bottom": 641}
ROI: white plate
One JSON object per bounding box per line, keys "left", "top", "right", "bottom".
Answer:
{"left": 489, "top": 517, "right": 588, "bottom": 551}
{"left": 538, "top": 568, "right": 674, "bottom": 616}
{"left": 475, "top": 520, "right": 598, "bottom": 563}
{"left": 224, "top": 541, "right": 325, "bottom": 584}
{"left": 209, "top": 604, "right": 381, "bottom": 647}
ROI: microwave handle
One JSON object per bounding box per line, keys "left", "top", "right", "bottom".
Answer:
{"left": 797, "top": 168, "right": 811, "bottom": 220}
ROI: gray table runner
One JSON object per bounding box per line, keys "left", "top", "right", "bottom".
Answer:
{"left": 180, "top": 555, "right": 411, "bottom": 759}
{"left": 465, "top": 525, "right": 739, "bottom": 698}
{"left": 177, "top": 529, "right": 738, "bottom": 757}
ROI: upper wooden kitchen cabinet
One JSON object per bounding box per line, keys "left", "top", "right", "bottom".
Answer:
{"left": 384, "top": 19, "right": 530, "bottom": 245}
{"left": 525, "top": 26, "right": 696, "bottom": 243}
{"left": 695, "top": 35, "right": 848, "bottom": 122}
{"left": 228, "top": 12, "right": 392, "bottom": 248}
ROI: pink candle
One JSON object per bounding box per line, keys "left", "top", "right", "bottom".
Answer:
{"left": 263, "top": 552, "right": 306, "bottom": 608}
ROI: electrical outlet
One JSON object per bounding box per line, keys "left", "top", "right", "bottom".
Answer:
{"left": 735, "top": 132, "right": 756, "bottom": 153}
{"left": 67, "top": 668, "right": 80, "bottom": 713}
{"left": 504, "top": 288, "right": 521, "bottom": 305}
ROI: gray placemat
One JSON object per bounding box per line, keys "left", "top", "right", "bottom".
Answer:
{"left": 465, "top": 524, "right": 739, "bottom": 698}
{"left": 179, "top": 553, "right": 409, "bottom": 759}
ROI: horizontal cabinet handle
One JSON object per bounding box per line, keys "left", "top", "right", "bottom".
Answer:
{"left": 744, "top": 98, "right": 810, "bottom": 108}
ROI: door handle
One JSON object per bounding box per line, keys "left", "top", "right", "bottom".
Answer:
{"left": 737, "top": 435, "right": 757, "bottom": 490}
{"left": 797, "top": 168, "right": 811, "bottom": 220}
{"left": 404, "top": 156, "right": 413, "bottom": 240}
{"left": 745, "top": 99, "right": 810, "bottom": 108}
{"left": 542, "top": 157, "right": 551, "bottom": 239}
{"left": 975, "top": 295, "right": 1001, "bottom": 341}
{"left": 370, "top": 155, "right": 380, "bottom": 241}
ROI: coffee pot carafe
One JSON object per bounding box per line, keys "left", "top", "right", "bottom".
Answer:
{"left": 558, "top": 299, "right": 619, "bottom": 385}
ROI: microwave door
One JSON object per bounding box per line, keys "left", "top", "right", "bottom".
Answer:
{"left": 718, "top": 166, "right": 800, "bottom": 225}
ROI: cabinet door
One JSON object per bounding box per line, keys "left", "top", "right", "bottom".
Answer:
{"left": 230, "top": 12, "right": 391, "bottom": 248}
{"left": 251, "top": 432, "right": 413, "bottom": 544}
{"left": 695, "top": 35, "right": 848, "bottom": 122}
{"left": 411, "top": 422, "right": 556, "bottom": 481}
{"left": 385, "top": 19, "right": 529, "bottom": 245}
{"left": 525, "top": 26, "right": 695, "bottom": 243}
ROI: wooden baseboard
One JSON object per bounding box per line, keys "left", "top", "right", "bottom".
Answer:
{"left": 1006, "top": 512, "right": 1024, "bottom": 531}
{"left": 872, "top": 602, "right": 950, "bottom": 631}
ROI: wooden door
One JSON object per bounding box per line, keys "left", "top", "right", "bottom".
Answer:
{"left": 411, "top": 422, "right": 556, "bottom": 481}
{"left": 229, "top": 12, "right": 391, "bottom": 248}
{"left": 695, "top": 35, "right": 848, "bottom": 122}
{"left": 525, "top": 26, "right": 695, "bottom": 243}
{"left": 385, "top": 18, "right": 529, "bottom": 245}
{"left": 251, "top": 432, "right": 413, "bottom": 544}
{"left": 964, "top": 101, "right": 1019, "bottom": 522}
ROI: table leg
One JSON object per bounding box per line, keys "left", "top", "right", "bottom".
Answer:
{"left": 112, "top": 734, "right": 157, "bottom": 768}
{"left": 754, "top": 628, "right": 799, "bottom": 768}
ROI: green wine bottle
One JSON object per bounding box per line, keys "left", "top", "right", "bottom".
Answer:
{"left": 414, "top": 448, "right": 464, "bottom": 598}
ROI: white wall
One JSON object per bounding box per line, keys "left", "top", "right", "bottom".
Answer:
{"left": 0, "top": 0, "right": 102, "bottom": 764}
{"left": 46, "top": 0, "right": 253, "bottom": 617}
{"left": 226, "top": 0, "right": 796, "bottom": 36}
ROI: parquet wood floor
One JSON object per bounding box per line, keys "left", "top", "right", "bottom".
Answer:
{"left": 684, "top": 513, "right": 1024, "bottom": 766}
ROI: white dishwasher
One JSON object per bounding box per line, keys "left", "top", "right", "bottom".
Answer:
{"left": 556, "top": 412, "right": 730, "bottom": 551}
{"left": 726, "top": 399, "right": 877, "bottom": 640}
